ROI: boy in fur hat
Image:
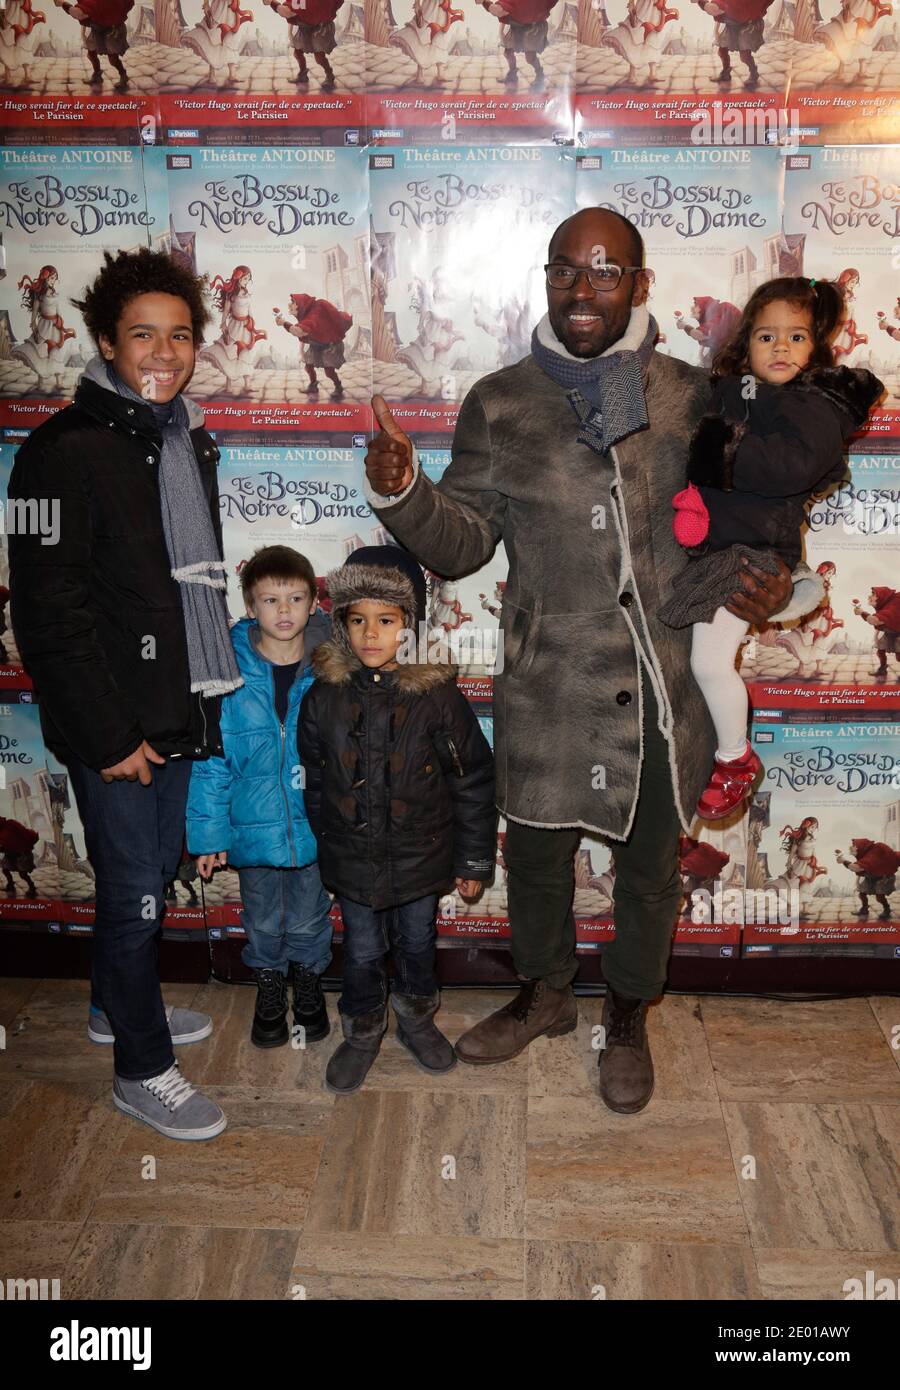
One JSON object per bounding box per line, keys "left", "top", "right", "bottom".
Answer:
{"left": 298, "top": 545, "right": 496, "bottom": 1094}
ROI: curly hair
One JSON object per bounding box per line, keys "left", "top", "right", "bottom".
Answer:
{"left": 72, "top": 247, "right": 211, "bottom": 347}
{"left": 712, "top": 277, "right": 844, "bottom": 380}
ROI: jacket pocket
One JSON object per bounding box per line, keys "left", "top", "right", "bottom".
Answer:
{"left": 500, "top": 598, "right": 541, "bottom": 678}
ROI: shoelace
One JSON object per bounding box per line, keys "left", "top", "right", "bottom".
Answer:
{"left": 257, "top": 971, "right": 287, "bottom": 1010}
{"left": 607, "top": 1003, "right": 643, "bottom": 1046}
{"left": 142, "top": 1063, "right": 196, "bottom": 1113}
{"left": 508, "top": 981, "right": 541, "bottom": 1023}
{"left": 292, "top": 968, "right": 321, "bottom": 1009}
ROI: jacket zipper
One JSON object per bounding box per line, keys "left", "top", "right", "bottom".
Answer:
{"left": 280, "top": 721, "right": 297, "bottom": 868}
{"left": 274, "top": 665, "right": 297, "bottom": 868}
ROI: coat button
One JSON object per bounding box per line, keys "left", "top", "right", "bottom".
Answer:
{"left": 373, "top": 673, "right": 381, "bottom": 681}
{"left": 320, "top": 757, "right": 326, "bottom": 766}
{"left": 425, "top": 764, "right": 433, "bottom": 773}
{"left": 146, "top": 455, "right": 154, "bottom": 464}
{"left": 619, "top": 592, "right": 633, "bottom": 607}
{"left": 126, "top": 407, "right": 134, "bottom": 416}
{"left": 616, "top": 690, "right": 632, "bottom": 706}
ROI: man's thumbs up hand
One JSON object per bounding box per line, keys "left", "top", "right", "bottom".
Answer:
{"left": 366, "top": 394, "right": 414, "bottom": 497}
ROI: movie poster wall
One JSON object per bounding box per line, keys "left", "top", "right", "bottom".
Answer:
{"left": 0, "top": 0, "right": 897, "bottom": 962}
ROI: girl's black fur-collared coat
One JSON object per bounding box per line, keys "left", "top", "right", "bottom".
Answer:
{"left": 686, "top": 364, "right": 884, "bottom": 567}
{"left": 298, "top": 563, "right": 496, "bottom": 911}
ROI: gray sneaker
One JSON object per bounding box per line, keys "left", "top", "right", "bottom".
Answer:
{"left": 89, "top": 1005, "right": 212, "bottom": 1046}
{"left": 113, "top": 1063, "right": 227, "bottom": 1141}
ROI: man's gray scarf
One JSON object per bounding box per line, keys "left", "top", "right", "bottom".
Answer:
{"left": 531, "top": 304, "right": 657, "bottom": 455}
{"left": 107, "top": 365, "right": 242, "bottom": 698}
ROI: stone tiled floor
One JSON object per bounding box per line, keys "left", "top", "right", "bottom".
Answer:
{"left": 1, "top": 975, "right": 899, "bottom": 1299}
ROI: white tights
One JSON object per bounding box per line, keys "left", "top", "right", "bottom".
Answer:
{"left": 690, "top": 607, "right": 751, "bottom": 762}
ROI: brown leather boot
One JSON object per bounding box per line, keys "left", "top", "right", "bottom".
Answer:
{"left": 597, "top": 988, "right": 654, "bottom": 1113}
{"left": 455, "top": 979, "right": 577, "bottom": 1065}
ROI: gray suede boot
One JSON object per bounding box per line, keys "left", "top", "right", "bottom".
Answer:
{"left": 392, "top": 990, "right": 456, "bottom": 1074}
{"left": 324, "top": 1006, "right": 388, "bottom": 1095}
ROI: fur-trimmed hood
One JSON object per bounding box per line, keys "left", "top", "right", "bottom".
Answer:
{"left": 318, "top": 554, "right": 458, "bottom": 693}
{"left": 311, "top": 637, "right": 458, "bottom": 694}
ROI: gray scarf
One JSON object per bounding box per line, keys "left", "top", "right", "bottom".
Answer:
{"left": 106, "top": 365, "right": 242, "bottom": 698}
{"left": 531, "top": 304, "right": 657, "bottom": 455}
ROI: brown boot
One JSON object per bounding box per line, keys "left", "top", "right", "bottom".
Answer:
{"left": 455, "top": 979, "right": 577, "bottom": 1065}
{"left": 597, "top": 988, "right": 654, "bottom": 1114}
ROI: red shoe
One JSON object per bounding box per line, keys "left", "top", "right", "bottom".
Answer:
{"left": 696, "top": 743, "right": 762, "bottom": 821}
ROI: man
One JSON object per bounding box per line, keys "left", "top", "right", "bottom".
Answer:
{"left": 363, "top": 207, "right": 822, "bottom": 1114}
{"left": 8, "top": 248, "right": 241, "bottom": 1141}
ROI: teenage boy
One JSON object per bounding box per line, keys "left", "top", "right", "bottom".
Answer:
{"left": 8, "top": 247, "right": 241, "bottom": 1142}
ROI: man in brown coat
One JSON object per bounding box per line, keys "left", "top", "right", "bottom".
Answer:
{"left": 363, "top": 207, "right": 820, "bottom": 1113}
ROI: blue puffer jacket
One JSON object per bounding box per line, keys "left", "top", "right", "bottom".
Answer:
{"left": 186, "top": 611, "right": 331, "bottom": 869}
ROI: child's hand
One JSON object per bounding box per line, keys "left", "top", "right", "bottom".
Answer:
{"left": 455, "top": 877, "right": 483, "bottom": 901}
{"left": 196, "top": 851, "right": 228, "bottom": 880}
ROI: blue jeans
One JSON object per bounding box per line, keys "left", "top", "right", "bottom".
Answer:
{"left": 238, "top": 863, "right": 334, "bottom": 975}
{"left": 66, "top": 755, "right": 192, "bottom": 1082}
{"left": 336, "top": 893, "right": 439, "bottom": 1017}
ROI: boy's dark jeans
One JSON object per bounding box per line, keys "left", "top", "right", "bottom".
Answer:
{"left": 67, "top": 755, "right": 192, "bottom": 1081}
{"left": 336, "top": 893, "right": 440, "bottom": 1016}
{"left": 503, "top": 666, "right": 683, "bottom": 1000}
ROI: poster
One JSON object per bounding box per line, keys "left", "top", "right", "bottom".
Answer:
{"left": 574, "top": 0, "right": 900, "bottom": 147}
{"left": 155, "top": 0, "right": 365, "bottom": 145}
{"left": 744, "top": 717, "right": 900, "bottom": 954}
{"left": 216, "top": 440, "right": 374, "bottom": 615}
{"left": 741, "top": 452, "right": 900, "bottom": 713}
{"left": 781, "top": 146, "right": 900, "bottom": 448}
{"left": 789, "top": 0, "right": 900, "bottom": 144}
{"left": 575, "top": 143, "right": 785, "bottom": 368}
{"left": 0, "top": 696, "right": 95, "bottom": 926}
{"left": 160, "top": 143, "right": 373, "bottom": 432}
{"left": 365, "top": 0, "right": 576, "bottom": 144}
{"left": 0, "top": 143, "right": 169, "bottom": 429}
{"left": 369, "top": 142, "right": 575, "bottom": 432}
{"left": 575, "top": 0, "right": 797, "bottom": 147}
{"left": 0, "top": 3, "right": 158, "bottom": 143}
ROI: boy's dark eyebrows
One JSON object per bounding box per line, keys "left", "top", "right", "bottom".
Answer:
{"left": 126, "top": 322, "right": 194, "bottom": 331}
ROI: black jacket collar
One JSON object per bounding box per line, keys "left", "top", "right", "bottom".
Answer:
{"left": 73, "top": 376, "right": 168, "bottom": 443}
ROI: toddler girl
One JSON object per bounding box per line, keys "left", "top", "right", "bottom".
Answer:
{"left": 659, "top": 276, "right": 883, "bottom": 819}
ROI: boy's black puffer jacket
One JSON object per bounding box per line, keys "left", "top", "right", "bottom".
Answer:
{"left": 686, "top": 364, "right": 884, "bottom": 567}
{"left": 298, "top": 641, "right": 496, "bottom": 910}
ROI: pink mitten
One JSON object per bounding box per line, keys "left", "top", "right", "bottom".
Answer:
{"left": 672, "top": 482, "right": 709, "bottom": 547}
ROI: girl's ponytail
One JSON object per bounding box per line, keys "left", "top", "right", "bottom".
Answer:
{"left": 808, "top": 278, "right": 844, "bottom": 356}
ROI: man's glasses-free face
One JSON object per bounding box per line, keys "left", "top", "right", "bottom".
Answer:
{"left": 544, "top": 264, "right": 643, "bottom": 292}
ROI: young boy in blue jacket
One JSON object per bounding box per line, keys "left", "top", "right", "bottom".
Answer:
{"left": 187, "top": 544, "right": 334, "bottom": 1048}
